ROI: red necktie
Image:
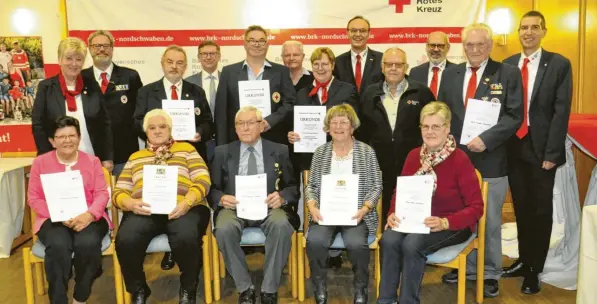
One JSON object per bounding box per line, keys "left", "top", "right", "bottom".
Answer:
{"left": 430, "top": 66, "right": 439, "bottom": 98}
{"left": 464, "top": 66, "right": 479, "bottom": 108}
{"left": 517, "top": 58, "right": 530, "bottom": 138}
{"left": 355, "top": 54, "right": 362, "bottom": 92}
{"left": 100, "top": 72, "right": 108, "bottom": 94}
{"left": 170, "top": 84, "right": 178, "bottom": 100}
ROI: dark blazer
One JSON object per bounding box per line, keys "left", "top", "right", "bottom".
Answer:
{"left": 208, "top": 139, "right": 300, "bottom": 230}
{"left": 333, "top": 47, "right": 384, "bottom": 96}
{"left": 503, "top": 49, "right": 572, "bottom": 166}
{"left": 214, "top": 60, "right": 296, "bottom": 146}
{"left": 31, "top": 75, "right": 113, "bottom": 161}
{"left": 358, "top": 79, "right": 435, "bottom": 177}
{"left": 133, "top": 78, "right": 213, "bottom": 160}
{"left": 438, "top": 58, "right": 524, "bottom": 178}
{"left": 408, "top": 60, "right": 455, "bottom": 87}
{"left": 294, "top": 71, "right": 314, "bottom": 92}
{"left": 293, "top": 79, "right": 357, "bottom": 170}
{"left": 82, "top": 64, "right": 143, "bottom": 164}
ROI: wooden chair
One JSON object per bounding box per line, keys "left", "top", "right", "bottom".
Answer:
{"left": 22, "top": 167, "right": 125, "bottom": 304}
{"left": 297, "top": 170, "right": 382, "bottom": 301}
{"left": 424, "top": 170, "right": 489, "bottom": 304}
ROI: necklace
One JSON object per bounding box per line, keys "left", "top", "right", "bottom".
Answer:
{"left": 56, "top": 151, "right": 78, "bottom": 171}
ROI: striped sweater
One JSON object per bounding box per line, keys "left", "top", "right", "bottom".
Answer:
{"left": 113, "top": 142, "right": 211, "bottom": 209}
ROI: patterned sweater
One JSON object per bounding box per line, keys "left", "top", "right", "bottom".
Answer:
{"left": 113, "top": 142, "right": 211, "bottom": 209}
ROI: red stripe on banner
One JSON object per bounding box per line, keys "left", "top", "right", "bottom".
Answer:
{"left": 0, "top": 125, "right": 36, "bottom": 152}
{"left": 69, "top": 27, "right": 463, "bottom": 47}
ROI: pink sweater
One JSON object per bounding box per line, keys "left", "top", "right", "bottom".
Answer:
{"left": 27, "top": 150, "right": 113, "bottom": 234}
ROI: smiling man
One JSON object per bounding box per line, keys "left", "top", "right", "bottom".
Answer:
{"left": 408, "top": 31, "right": 455, "bottom": 98}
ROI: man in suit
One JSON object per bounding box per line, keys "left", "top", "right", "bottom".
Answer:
{"left": 501, "top": 11, "right": 572, "bottom": 295}
{"left": 133, "top": 45, "right": 213, "bottom": 160}
{"left": 210, "top": 106, "right": 299, "bottom": 304}
{"left": 82, "top": 30, "right": 143, "bottom": 176}
{"left": 281, "top": 40, "right": 314, "bottom": 92}
{"left": 438, "top": 23, "right": 523, "bottom": 298}
{"left": 333, "top": 16, "right": 384, "bottom": 97}
{"left": 215, "top": 25, "right": 295, "bottom": 146}
{"left": 408, "top": 31, "right": 455, "bottom": 98}
{"left": 358, "top": 47, "right": 435, "bottom": 227}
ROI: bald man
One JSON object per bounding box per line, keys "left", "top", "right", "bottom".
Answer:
{"left": 409, "top": 31, "right": 455, "bottom": 98}
{"left": 357, "top": 47, "right": 436, "bottom": 226}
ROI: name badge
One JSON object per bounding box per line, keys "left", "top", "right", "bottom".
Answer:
{"left": 115, "top": 84, "right": 129, "bottom": 91}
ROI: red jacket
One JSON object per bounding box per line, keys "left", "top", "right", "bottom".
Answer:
{"left": 389, "top": 147, "right": 484, "bottom": 232}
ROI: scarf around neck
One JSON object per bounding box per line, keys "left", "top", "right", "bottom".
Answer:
{"left": 414, "top": 134, "right": 456, "bottom": 192}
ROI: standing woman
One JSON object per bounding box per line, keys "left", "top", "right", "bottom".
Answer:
{"left": 32, "top": 37, "right": 114, "bottom": 172}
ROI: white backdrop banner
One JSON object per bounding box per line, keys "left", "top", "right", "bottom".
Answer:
{"left": 66, "top": 0, "right": 485, "bottom": 83}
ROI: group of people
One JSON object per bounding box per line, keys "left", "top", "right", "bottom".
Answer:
{"left": 25, "top": 9, "right": 571, "bottom": 304}
{"left": 0, "top": 41, "right": 35, "bottom": 120}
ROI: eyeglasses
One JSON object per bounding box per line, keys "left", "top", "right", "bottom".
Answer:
{"left": 235, "top": 120, "right": 262, "bottom": 128}
{"left": 54, "top": 134, "right": 78, "bottom": 141}
{"left": 312, "top": 62, "right": 331, "bottom": 70}
{"left": 330, "top": 120, "right": 351, "bottom": 128}
{"left": 199, "top": 52, "right": 219, "bottom": 58}
{"left": 519, "top": 25, "right": 543, "bottom": 33}
{"left": 246, "top": 39, "right": 267, "bottom": 46}
{"left": 427, "top": 43, "right": 446, "bottom": 50}
{"left": 464, "top": 42, "right": 488, "bottom": 51}
{"left": 90, "top": 44, "right": 112, "bottom": 50}
{"left": 420, "top": 123, "right": 446, "bottom": 131}
{"left": 348, "top": 28, "right": 369, "bottom": 35}
{"left": 383, "top": 62, "right": 406, "bottom": 69}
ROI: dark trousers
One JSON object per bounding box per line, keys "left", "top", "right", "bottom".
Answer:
{"left": 378, "top": 228, "right": 471, "bottom": 304}
{"left": 37, "top": 218, "right": 109, "bottom": 304}
{"left": 508, "top": 135, "right": 557, "bottom": 272}
{"left": 115, "top": 205, "right": 210, "bottom": 293}
{"left": 306, "top": 222, "right": 370, "bottom": 289}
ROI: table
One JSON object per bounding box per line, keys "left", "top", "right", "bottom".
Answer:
{"left": 0, "top": 157, "right": 33, "bottom": 258}
{"left": 577, "top": 205, "right": 597, "bottom": 303}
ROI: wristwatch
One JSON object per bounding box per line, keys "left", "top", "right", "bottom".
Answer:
{"left": 183, "top": 198, "right": 194, "bottom": 207}
{"left": 441, "top": 218, "right": 450, "bottom": 230}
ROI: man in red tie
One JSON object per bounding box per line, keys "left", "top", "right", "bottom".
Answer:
{"left": 332, "top": 16, "right": 383, "bottom": 98}
{"left": 437, "top": 23, "right": 523, "bottom": 298}
{"left": 502, "top": 11, "right": 572, "bottom": 295}
{"left": 82, "top": 30, "right": 143, "bottom": 177}
{"left": 408, "top": 31, "right": 455, "bottom": 98}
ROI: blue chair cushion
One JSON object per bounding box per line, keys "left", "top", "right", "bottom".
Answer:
{"left": 240, "top": 227, "right": 267, "bottom": 246}
{"left": 305, "top": 228, "right": 377, "bottom": 249}
{"left": 426, "top": 233, "right": 477, "bottom": 264}
{"left": 31, "top": 233, "right": 112, "bottom": 259}
{"left": 146, "top": 234, "right": 171, "bottom": 253}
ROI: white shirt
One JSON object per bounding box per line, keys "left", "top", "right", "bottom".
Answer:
{"left": 381, "top": 79, "right": 408, "bottom": 131}
{"left": 427, "top": 60, "right": 447, "bottom": 90}
{"left": 202, "top": 71, "right": 220, "bottom": 102}
{"left": 313, "top": 77, "right": 334, "bottom": 104}
{"left": 65, "top": 85, "right": 95, "bottom": 156}
{"left": 462, "top": 59, "right": 489, "bottom": 103}
{"left": 331, "top": 149, "right": 353, "bottom": 174}
{"left": 518, "top": 49, "right": 542, "bottom": 126}
{"left": 163, "top": 77, "right": 182, "bottom": 100}
{"left": 0, "top": 51, "right": 11, "bottom": 72}
{"left": 92, "top": 63, "right": 114, "bottom": 87}
{"left": 351, "top": 49, "right": 368, "bottom": 78}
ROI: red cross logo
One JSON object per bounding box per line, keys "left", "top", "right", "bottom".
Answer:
{"left": 389, "top": 0, "right": 412, "bottom": 13}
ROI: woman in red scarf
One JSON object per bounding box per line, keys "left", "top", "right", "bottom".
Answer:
{"left": 31, "top": 37, "right": 113, "bottom": 172}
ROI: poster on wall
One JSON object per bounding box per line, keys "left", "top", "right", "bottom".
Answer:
{"left": 0, "top": 36, "right": 44, "bottom": 153}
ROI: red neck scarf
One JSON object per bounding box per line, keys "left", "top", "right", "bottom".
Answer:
{"left": 58, "top": 73, "right": 84, "bottom": 112}
{"left": 308, "top": 79, "right": 332, "bottom": 104}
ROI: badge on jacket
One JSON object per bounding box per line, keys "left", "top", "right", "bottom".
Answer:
{"left": 195, "top": 107, "right": 201, "bottom": 116}
{"left": 121, "top": 95, "right": 128, "bottom": 104}
{"left": 272, "top": 92, "right": 281, "bottom": 103}
{"left": 115, "top": 84, "right": 129, "bottom": 91}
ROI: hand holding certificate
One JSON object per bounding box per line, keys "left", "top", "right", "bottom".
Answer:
{"left": 319, "top": 174, "right": 359, "bottom": 226}
{"left": 162, "top": 99, "right": 196, "bottom": 141}
{"left": 293, "top": 106, "right": 327, "bottom": 153}
{"left": 235, "top": 173, "right": 268, "bottom": 220}
{"left": 392, "top": 175, "right": 434, "bottom": 234}
{"left": 238, "top": 80, "right": 271, "bottom": 117}
{"left": 460, "top": 98, "right": 501, "bottom": 145}
{"left": 40, "top": 170, "right": 89, "bottom": 222}
{"left": 142, "top": 165, "right": 178, "bottom": 214}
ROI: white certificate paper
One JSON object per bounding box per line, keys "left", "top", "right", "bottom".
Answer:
{"left": 293, "top": 106, "right": 327, "bottom": 153}
{"left": 319, "top": 174, "right": 359, "bottom": 226}
{"left": 40, "top": 170, "right": 88, "bottom": 222}
{"left": 460, "top": 98, "right": 501, "bottom": 145}
{"left": 235, "top": 173, "right": 268, "bottom": 220}
{"left": 142, "top": 165, "right": 178, "bottom": 214}
{"left": 238, "top": 80, "right": 271, "bottom": 117}
{"left": 162, "top": 99, "right": 196, "bottom": 141}
{"left": 392, "top": 175, "right": 434, "bottom": 234}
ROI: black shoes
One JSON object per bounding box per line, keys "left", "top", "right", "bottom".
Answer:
{"left": 161, "top": 252, "right": 176, "bottom": 270}
{"left": 131, "top": 287, "right": 150, "bottom": 304}
{"left": 521, "top": 269, "right": 541, "bottom": 294}
{"left": 354, "top": 287, "right": 367, "bottom": 304}
{"left": 179, "top": 285, "right": 196, "bottom": 304}
{"left": 313, "top": 278, "right": 327, "bottom": 304}
{"left": 238, "top": 287, "right": 256, "bottom": 304}
{"left": 502, "top": 259, "right": 527, "bottom": 278}
{"left": 260, "top": 291, "right": 278, "bottom": 304}
{"left": 441, "top": 269, "right": 459, "bottom": 284}
{"left": 484, "top": 279, "right": 499, "bottom": 298}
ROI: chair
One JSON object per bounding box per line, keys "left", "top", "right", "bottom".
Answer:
{"left": 424, "top": 170, "right": 489, "bottom": 304}
{"left": 212, "top": 220, "right": 298, "bottom": 300}
{"left": 297, "top": 170, "right": 383, "bottom": 301}
{"left": 22, "top": 167, "right": 125, "bottom": 304}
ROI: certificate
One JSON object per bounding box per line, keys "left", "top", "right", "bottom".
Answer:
{"left": 293, "top": 106, "right": 327, "bottom": 153}
{"left": 235, "top": 173, "right": 268, "bottom": 220}
{"left": 142, "top": 165, "right": 178, "bottom": 214}
{"left": 392, "top": 175, "right": 434, "bottom": 234}
{"left": 319, "top": 174, "right": 359, "bottom": 226}
{"left": 40, "top": 170, "right": 88, "bottom": 222}
{"left": 238, "top": 80, "right": 271, "bottom": 117}
{"left": 460, "top": 98, "right": 501, "bottom": 145}
{"left": 162, "top": 99, "right": 196, "bottom": 141}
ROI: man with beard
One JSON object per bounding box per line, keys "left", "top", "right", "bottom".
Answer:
{"left": 82, "top": 30, "right": 143, "bottom": 176}
{"left": 409, "top": 31, "right": 455, "bottom": 98}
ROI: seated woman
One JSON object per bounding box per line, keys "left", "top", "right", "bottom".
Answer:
{"left": 305, "top": 104, "right": 382, "bottom": 304}
{"left": 377, "top": 101, "right": 484, "bottom": 304}
{"left": 27, "top": 116, "right": 113, "bottom": 304}
{"left": 113, "top": 109, "right": 211, "bottom": 304}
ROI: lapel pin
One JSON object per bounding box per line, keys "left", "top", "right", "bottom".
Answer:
{"left": 185, "top": 94, "right": 189, "bottom": 98}
{"left": 83, "top": 90, "right": 87, "bottom": 95}
{"left": 484, "top": 78, "right": 490, "bottom": 82}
